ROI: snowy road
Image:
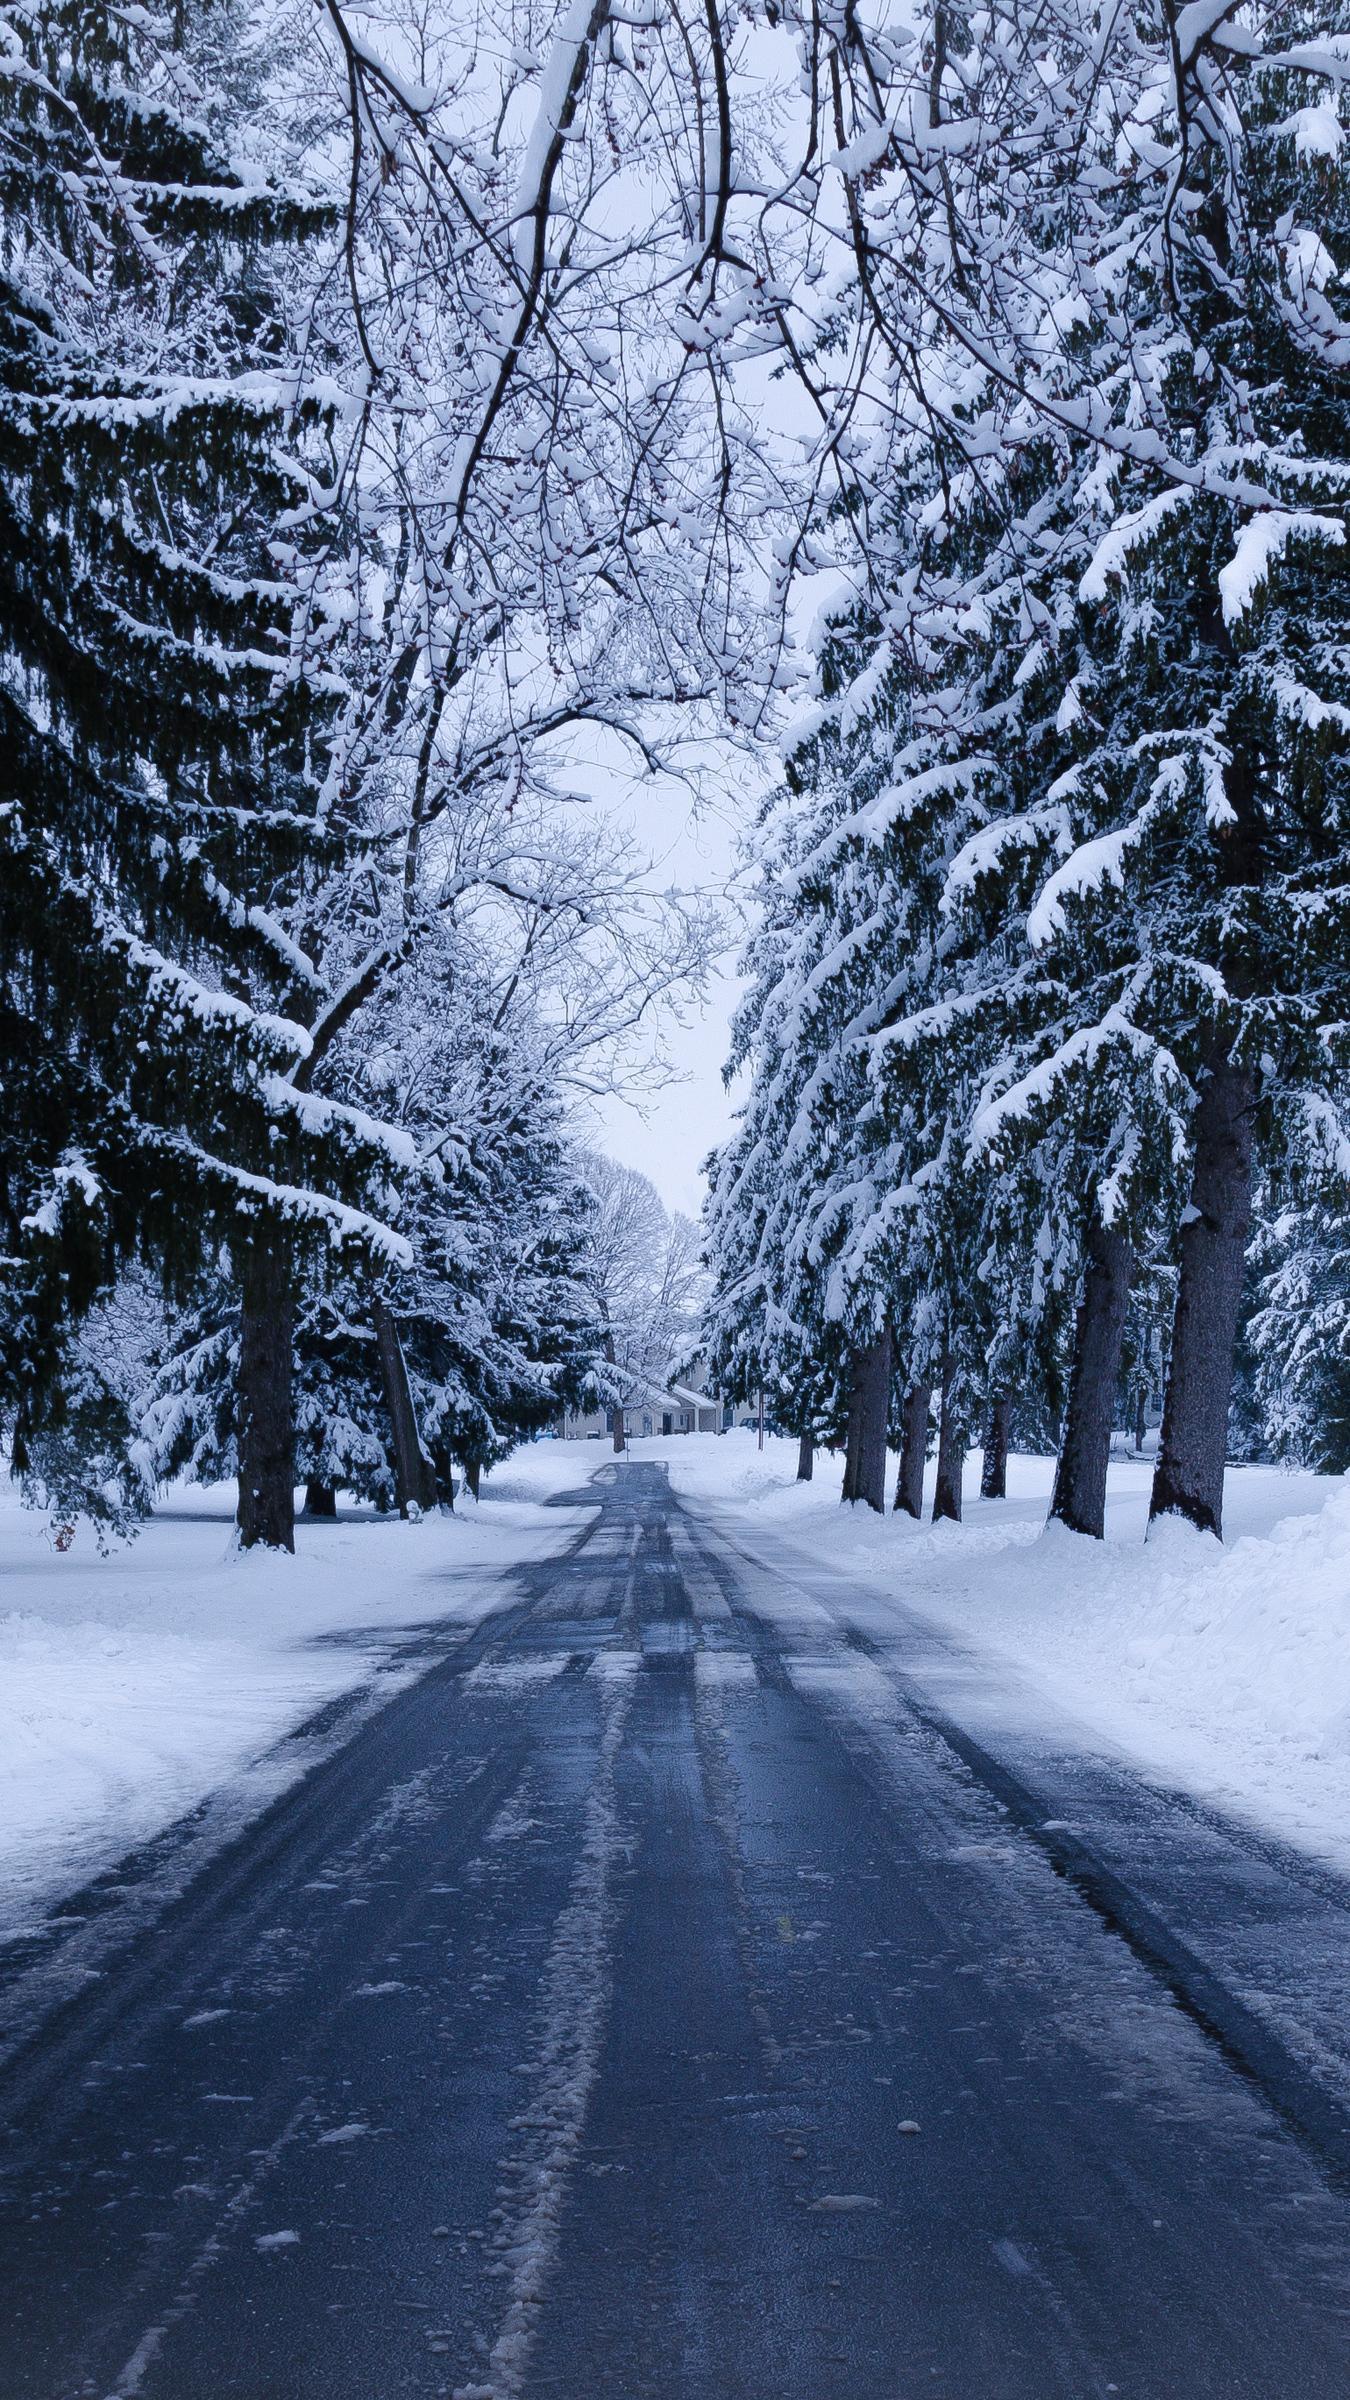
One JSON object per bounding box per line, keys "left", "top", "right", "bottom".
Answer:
{"left": 3, "top": 1461, "right": 1350, "bottom": 2400}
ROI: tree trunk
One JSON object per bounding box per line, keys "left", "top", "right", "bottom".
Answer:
{"left": 980, "top": 1393, "right": 1011, "bottom": 1501}
{"left": 841, "top": 1368, "right": 863, "bottom": 1501}
{"left": 842, "top": 1331, "right": 891, "bottom": 1512}
{"left": 464, "top": 1459, "right": 481, "bottom": 1500}
{"left": 304, "top": 1479, "right": 336, "bottom": 1518}
{"left": 599, "top": 1318, "right": 625, "bottom": 1453}
{"left": 835, "top": 1382, "right": 855, "bottom": 1488}
{"left": 374, "top": 1299, "right": 438, "bottom": 1517}
{"left": 1049, "top": 1218, "right": 1133, "bottom": 1539}
{"left": 894, "top": 1384, "right": 930, "bottom": 1517}
{"left": 236, "top": 1227, "right": 296, "bottom": 1552}
{"left": 1134, "top": 1384, "right": 1147, "bottom": 1456}
{"left": 932, "top": 1351, "right": 963, "bottom": 1524}
{"left": 1150, "top": 1052, "right": 1256, "bottom": 1539}
{"left": 796, "top": 1425, "right": 814, "bottom": 1482}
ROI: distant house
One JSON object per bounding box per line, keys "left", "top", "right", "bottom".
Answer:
{"left": 677, "top": 1350, "right": 760, "bottom": 1432}
{"left": 558, "top": 1370, "right": 704, "bottom": 1440}
{"left": 556, "top": 1353, "right": 757, "bottom": 1440}
{"left": 559, "top": 1382, "right": 674, "bottom": 1441}
{"left": 668, "top": 1381, "right": 720, "bottom": 1434}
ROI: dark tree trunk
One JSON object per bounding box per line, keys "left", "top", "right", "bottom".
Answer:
{"left": 374, "top": 1299, "right": 438, "bottom": 1517}
{"left": 304, "top": 1479, "right": 336, "bottom": 1518}
{"left": 599, "top": 1319, "right": 624, "bottom": 1452}
{"left": 236, "top": 1227, "right": 296, "bottom": 1552}
{"left": 464, "top": 1459, "right": 481, "bottom": 1500}
{"left": 1134, "top": 1385, "right": 1147, "bottom": 1456}
{"left": 932, "top": 1351, "right": 963, "bottom": 1524}
{"left": 841, "top": 1361, "right": 863, "bottom": 1501}
{"left": 1049, "top": 1217, "right": 1133, "bottom": 1539}
{"left": 980, "top": 1393, "right": 1011, "bottom": 1501}
{"left": 842, "top": 1331, "right": 891, "bottom": 1512}
{"left": 894, "top": 1384, "right": 930, "bottom": 1516}
{"left": 796, "top": 1425, "right": 814, "bottom": 1482}
{"left": 1150, "top": 1052, "right": 1256, "bottom": 1539}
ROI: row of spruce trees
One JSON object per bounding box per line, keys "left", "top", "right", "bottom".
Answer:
{"left": 0, "top": 5, "right": 604, "bottom": 1547}
{"left": 704, "top": 3, "right": 1349, "bottom": 1540}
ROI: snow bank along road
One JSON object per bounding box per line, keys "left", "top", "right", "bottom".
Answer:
{"left": 3, "top": 1464, "right": 1350, "bottom": 2400}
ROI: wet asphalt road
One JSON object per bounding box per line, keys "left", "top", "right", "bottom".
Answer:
{"left": 2, "top": 1460, "right": 1349, "bottom": 2400}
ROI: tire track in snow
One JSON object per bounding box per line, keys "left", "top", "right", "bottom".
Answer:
{"left": 101, "top": 2093, "right": 317, "bottom": 2398}
{"left": 454, "top": 1652, "right": 638, "bottom": 2400}
{"left": 0, "top": 1596, "right": 545, "bottom": 2074}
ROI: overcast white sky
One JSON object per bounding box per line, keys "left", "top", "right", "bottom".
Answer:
{"left": 580, "top": 768, "right": 758, "bottom": 1222}
{"left": 557, "top": 0, "right": 822, "bottom": 1227}
{"left": 588, "top": 963, "right": 741, "bottom": 1221}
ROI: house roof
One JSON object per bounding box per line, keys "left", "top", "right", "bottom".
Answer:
{"left": 577, "top": 1365, "right": 717, "bottom": 1418}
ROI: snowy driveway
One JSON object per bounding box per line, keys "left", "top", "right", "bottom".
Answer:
{"left": 2, "top": 1460, "right": 1350, "bottom": 2399}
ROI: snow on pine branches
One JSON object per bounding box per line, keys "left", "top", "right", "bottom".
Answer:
{"left": 1, "top": 1, "right": 765, "bottom": 1546}
{"left": 0, "top": 1, "right": 415, "bottom": 1543}
{"left": 5, "top": 0, "right": 1347, "bottom": 1557}
{"left": 707, "top": 0, "right": 1349, "bottom": 1539}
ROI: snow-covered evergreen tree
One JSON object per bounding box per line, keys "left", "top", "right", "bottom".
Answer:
{"left": 12, "top": 1270, "right": 167, "bottom": 1542}
{"left": 143, "top": 927, "right": 603, "bottom": 1508}
{"left": 708, "top": 394, "right": 1084, "bottom": 1519}
{"left": 1247, "top": 1177, "right": 1350, "bottom": 1478}
{"left": 972, "top": 2, "right": 1350, "bottom": 1538}
{"left": 705, "top": 667, "right": 903, "bottom": 1509}
{"left": 0, "top": 1, "right": 410, "bottom": 1545}
{"left": 737, "top": 0, "right": 1350, "bottom": 1541}
{"left": 144, "top": 1096, "right": 598, "bottom": 1509}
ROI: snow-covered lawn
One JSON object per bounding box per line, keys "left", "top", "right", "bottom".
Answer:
{"left": 656, "top": 1431, "right": 1350, "bottom": 1875}
{"left": 0, "top": 1444, "right": 592, "bottom": 1940}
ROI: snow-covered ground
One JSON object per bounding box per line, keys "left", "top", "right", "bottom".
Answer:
{"left": 6, "top": 1429, "right": 1349, "bottom": 1949}
{"left": 0, "top": 1444, "right": 592, "bottom": 1941}
{"left": 656, "top": 1431, "right": 1350, "bottom": 1875}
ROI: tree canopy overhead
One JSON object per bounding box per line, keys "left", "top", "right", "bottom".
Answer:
{"left": 1, "top": 0, "right": 1344, "bottom": 1545}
